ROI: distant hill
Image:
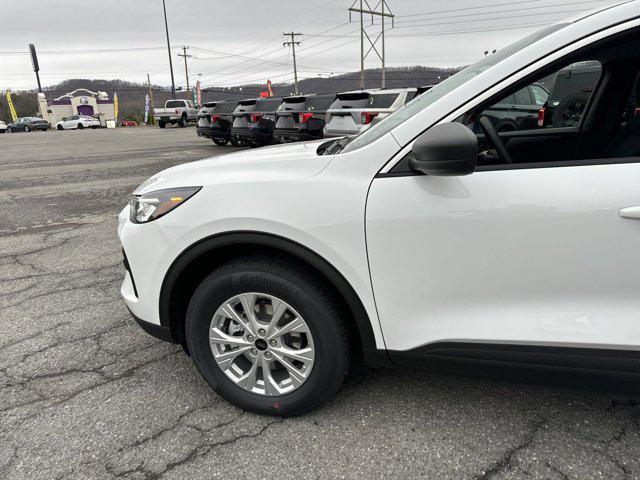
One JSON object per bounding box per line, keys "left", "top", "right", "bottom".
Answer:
{"left": 0, "top": 66, "right": 460, "bottom": 123}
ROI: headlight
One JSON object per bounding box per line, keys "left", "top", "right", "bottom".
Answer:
{"left": 129, "top": 186, "right": 201, "bottom": 223}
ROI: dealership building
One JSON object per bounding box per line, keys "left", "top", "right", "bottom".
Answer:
{"left": 38, "top": 88, "right": 116, "bottom": 126}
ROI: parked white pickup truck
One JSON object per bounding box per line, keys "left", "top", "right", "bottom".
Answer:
{"left": 154, "top": 99, "right": 199, "bottom": 128}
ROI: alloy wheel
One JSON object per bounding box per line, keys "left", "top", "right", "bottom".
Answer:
{"left": 209, "top": 292, "right": 315, "bottom": 396}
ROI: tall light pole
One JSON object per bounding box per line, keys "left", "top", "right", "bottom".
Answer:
{"left": 162, "top": 0, "right": 176, "bottom": 98}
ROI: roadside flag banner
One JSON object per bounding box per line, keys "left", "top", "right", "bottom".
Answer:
{"left": 6, "top": 91, "right": 17, "bottom": 122}
{"left": 144, "top": 94, "right": 150, "bottom": 124}
{"left": 195, "top": 80, "right": 201, "bottom": 107}
{"left": 113, "top": 92, "right": 119, "bottom": 121}
{"left": 267, "top": 79, "right": 273, "bottom": 97}
{"left": 192, "top": 87, "right": 197, "bottom": 107}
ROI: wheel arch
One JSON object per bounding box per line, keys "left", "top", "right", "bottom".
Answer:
{"left": 159, "top": 231, "right": 384, "bottom": 364}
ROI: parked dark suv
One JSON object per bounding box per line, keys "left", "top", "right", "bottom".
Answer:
{"left": 273, "top": 93, "right": 336, "bottom": 142}
{"left": 539, "top": 61, "right": 602, "bottom": 128}
{"left": 7, "top": 116, "right": 50, "bottom": 132}
{"left": 231, "top": 97, "right": 283, "bottom": 147}
{"left": 197, "top": 100, "right": 239, "bottom": 146}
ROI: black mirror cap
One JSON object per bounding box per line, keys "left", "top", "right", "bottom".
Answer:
{"left": 409, "top": 122, "right": 478, "bottom": 176}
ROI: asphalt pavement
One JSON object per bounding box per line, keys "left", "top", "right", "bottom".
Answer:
{"left": 0, "top": 127, "right": 638, "bottom": 479}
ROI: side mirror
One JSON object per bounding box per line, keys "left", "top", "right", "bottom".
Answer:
{"left": 409, "top": 122, "right": 477, "bottom": 176}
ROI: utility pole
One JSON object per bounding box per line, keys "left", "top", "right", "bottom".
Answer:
{"left": 162, "top": 0, "right": 176, "bottom": 98}
{"left": 147, "top": 74, "right": 156, "bottom": 124}
{"left": 348, "top": 0, "right": 395, "bottom": 88}
{"left": 283, "top": 32, "right": 302, "bottom": 95}
{"left": 178, "top": 46, "right": 193, "bottom": 97}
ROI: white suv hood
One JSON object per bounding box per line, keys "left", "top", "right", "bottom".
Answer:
{"left": 134, "top": 139, "right": 332, "bottom": 194}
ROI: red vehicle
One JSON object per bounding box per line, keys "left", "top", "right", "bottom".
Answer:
{"left": 120, "top": 120, "right": 138, "bottom": 127}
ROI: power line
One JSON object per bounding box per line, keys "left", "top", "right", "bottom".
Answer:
{"left": 396, "top": 0, "right": 602, "bottom": 18}
{"left": 393, "top": 0, "right": 609, "bottom": 24}
{"left": 391, "top": 6, "right": 605, "bottom": 30}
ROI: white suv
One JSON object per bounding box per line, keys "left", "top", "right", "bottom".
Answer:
{"left": 119, "top": 2, "right": 640, "bottom": 416}
{"left": 323, "top": 87, "right": 416, "bottom": 138}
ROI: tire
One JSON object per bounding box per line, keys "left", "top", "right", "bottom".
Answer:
{"left": 185, "top": 255, "right": 349, "bottom": 416}
{"left": 57, "top": 125, "right": 64, "bottom": 131}
{"left": 212, "top": 138, "right": 229, "bottom": 146}
{"left": 158, "top": 121, "right": 166, "bottom": 129}
{"left": 178, "top": 115, "right": 187, "bottom": 128}
{"left": 229, "top": 136, "right": 240, "bottom": 147}
{"left": 24, "top": 126, "right": 30, "bottom": 132}
{"left": 77, "top": 123, "right": 84, "bottom": 129}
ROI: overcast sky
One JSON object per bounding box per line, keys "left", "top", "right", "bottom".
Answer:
{"left": 0, "top": 0, "right": 620, "bottom": 91}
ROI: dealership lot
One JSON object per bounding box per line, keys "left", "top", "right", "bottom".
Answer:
{"left": 1, "top": 127, "right": 639, "bottom": 479}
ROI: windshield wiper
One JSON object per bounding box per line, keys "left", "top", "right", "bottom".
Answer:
{"left": 323, "top": 137, "right": 352, "bottom": 155}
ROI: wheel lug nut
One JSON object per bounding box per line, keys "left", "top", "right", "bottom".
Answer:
{"left": 258, "top": 328, "right": 266, "bottom": 337}
{"left": 250, "top": 348, "right": 257, "bottom": 355}
{"left": 264, "top": 352, "right": 272, "bottom": 359}
{"left": 269, "top": 340, "right": 277, "bottom": 347}
{"left": 246, "top": 335, "right": 254, "bottom": 341}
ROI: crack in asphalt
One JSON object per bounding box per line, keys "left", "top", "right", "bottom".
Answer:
{"left": 144, "top": 418, "right": 283, "bottom": 480}
{"left": 474, "top": 419, "right": 547, "bottom": 480}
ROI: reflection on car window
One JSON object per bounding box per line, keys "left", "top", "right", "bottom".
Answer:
{"left": 514, "top": 88, "right": 532, "bottom": 105}
{"left": 530, "top": 85, "right": 548, "bottom": 106}
{"left": 468, "top": 61, "right": 601, "bottom": 133}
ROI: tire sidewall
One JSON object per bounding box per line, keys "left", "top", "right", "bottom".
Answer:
{"left": 186, "top": 265, "right": 346, "bottom": 416}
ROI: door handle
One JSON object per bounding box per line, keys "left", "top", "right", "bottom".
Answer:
{"left": 619, "top": 206, "right": 640, "bottom": 219}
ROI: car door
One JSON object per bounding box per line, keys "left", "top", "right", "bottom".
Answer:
{"left": 365, "top": 60, "right": 640, "bottom": 359}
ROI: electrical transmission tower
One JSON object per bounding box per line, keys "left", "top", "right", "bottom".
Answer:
{"left": 348, "top": 0, "right": 395, "bottom": 88}
{"left": 283, "top": 32, "right": 302, "bottom": 95}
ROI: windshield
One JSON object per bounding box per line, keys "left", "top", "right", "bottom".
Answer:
{"left": 340, "top": 23, "right": 567, "bottom": 154}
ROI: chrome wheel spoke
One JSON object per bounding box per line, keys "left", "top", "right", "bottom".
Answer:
{"left": 273, "top": 345, "right": 314, "bottom": 364}
{"left": 238, "top": 357, "right": 260, "bottom": 391}
{"left": 220, "top": 303, "right": 254, "bottom": 335}
{"left": 267, "top": 317, "right": 305, "bottom": 340}
{"left": 260, "top": 355, "right": 280, "bottom": 396}
{"left": 214, "top": 345, "right": 252, "bottom": 370}
{"left": 210, "top": 327, "right": 251, "bottom": 348}
{"left": 266, "top": 298, "right": 288, "bottom": 336}
{"left": 239, "top": 294, "right": 261, "bottom": 336}
{"left": 271, "top": 352, "right": 307, "bottom": 386}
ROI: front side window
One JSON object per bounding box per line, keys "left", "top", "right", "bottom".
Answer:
{"left": 455, "top": 27, "right": 640, "bottom": 169}
{"left": 468, "top": 61, "right": 601, "bottom": 134}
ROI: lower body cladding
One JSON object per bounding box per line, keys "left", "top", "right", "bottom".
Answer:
{"left": 197, "top": 126, "right": 232, "bottom": 145}
{"left": 231, "top": 127, "right": 273, "bottom": 147}
{"left": 273, "top": 128, "right": 323, "bottom": 143}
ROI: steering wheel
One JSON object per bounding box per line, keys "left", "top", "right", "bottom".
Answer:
{"left": 479, "top": 116, "right": 513, "bottom": 164}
